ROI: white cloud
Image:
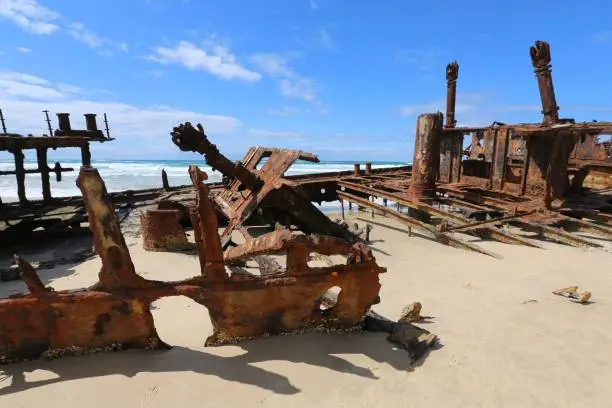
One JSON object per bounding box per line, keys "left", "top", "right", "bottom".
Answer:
{"left": 249, "top": 53, "right": 293, "bottom": 77}
{"left": 246, "top": 128, "right": 303, "bottom": 139}
{"left": 395, "top": 47, "right": 445, "bottom": 71}
{"left": 0, "top": 0, "right": 60, "bottom": 35}
{"left": 398, "top": 93, "right": 536, "bottom": 126}
{"left": 314, "top": 28, "right": 334, "bottom": 51}
{"left": 249, "top": 53, "right": 319, "bottom": 103}
{"left": 69, "top": 22, "right": 104, "bottom": 48}
{"left": 147, "top": 40, "right": 261, "bottom": 81}
{"left": 280, "top": 78, "right": 316, "bottom": 102}
{"left": 0, "top": 70, "right": 240, "bottom": 156}
{"left": 17, "top": 46, "right": 31, "bottom": 53}
{"left": 66, "top": 22, "right": 129, "bottom": 57}
{"left": 267, "top": 106, "right": 303, "bottom": 116}
{"left": 0, "top": 72, "right": 69, "bottom": 100}
{"left": 0, "top": 2, "right": 127, "bottom": 56}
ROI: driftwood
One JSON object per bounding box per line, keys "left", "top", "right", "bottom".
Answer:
{"left": 553, "top": 286, "right": 592, "bottom": 303}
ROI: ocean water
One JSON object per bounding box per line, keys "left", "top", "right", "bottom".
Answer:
{"left": 0, "top": 159, "right": 408, "bottom": 211}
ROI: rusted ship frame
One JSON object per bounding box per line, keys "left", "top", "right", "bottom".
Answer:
{"left": 332, "top": 40, "right": 612, "bottom": 257}
{"left": 0, "top": 165, "right": 386, "bottom": 364}
{"left": 0, "top": 111, "right": 113, "bottom": 205}
{"left": 169, "top": 121, "right": 365, "bottom": 246}
{"left": 2, "top": 40, "right": 610, "bottom": 258}
{"left": 0, "top": 158, "right": 410, "bottom": 245}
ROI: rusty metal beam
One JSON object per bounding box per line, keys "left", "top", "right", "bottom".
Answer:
{"left": 76, "top": 166, "right": 151, "bottom": 291}
{"left": 340, "top": 181, "right": 540, "bottom": 248}
{"left": 555, "top": 215, "right": 612, "bottom": 239}
{"left": 338, "top": 190, "right": 501, "bottom": 258}
{"left": 446, "top": 212, "right": 536, "bottom": 233}
{"left": 515, "top": 219, "right": 603, "bottom": 248}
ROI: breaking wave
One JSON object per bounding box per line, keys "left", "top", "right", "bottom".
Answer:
{"left": 0, "top": 159, "right": 407, "bottom": 204}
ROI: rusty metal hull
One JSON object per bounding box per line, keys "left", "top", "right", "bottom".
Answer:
{"left": 0, "top": 166, "right": 386, "bottom": 364}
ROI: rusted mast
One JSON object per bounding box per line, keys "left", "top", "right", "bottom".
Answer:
{"left": 408, "top": 112, "right": 443, "bottom": 201}
{"left": 530, "top": 41, "right": 559, "bottom": 125}
{"left": 445, "top": 61, "right": 459, "bottom": 128}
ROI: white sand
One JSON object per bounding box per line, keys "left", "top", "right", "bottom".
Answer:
{"left": 1, "top": 211, "right": 611, "bottom": 408}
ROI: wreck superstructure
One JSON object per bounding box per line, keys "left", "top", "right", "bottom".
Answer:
{"left": 0, "top": 110, "right": 113, "bottom": 204}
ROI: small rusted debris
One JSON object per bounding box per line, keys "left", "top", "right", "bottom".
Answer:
{"left": 553, "top": 286, "right": 592, "bottom": 304}
{"left": 397, "top": 302, "right": 433, "bottom": 323}
{"left": 157, "top": 199, "right": 192, "bottom": 227}
{"left": 13, "top": 255, "right": 51, "bottom": 294}
{"left": 140, "top": 209, "right": 190, "bottom": 252}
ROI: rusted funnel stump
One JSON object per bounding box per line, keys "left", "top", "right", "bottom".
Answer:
{"left": 140, "top": 209, "right": 189, "bottom": 251}
{"left": 408, "top": 112, "right": 443, "bottom": 201}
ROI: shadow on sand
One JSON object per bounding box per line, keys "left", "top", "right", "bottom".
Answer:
{"left": 0, "top": 330, "right": 435, "bottom": 396}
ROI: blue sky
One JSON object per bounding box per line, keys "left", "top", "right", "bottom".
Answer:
{"left": 0, "top": 0, "right": 611, "bottom": 162}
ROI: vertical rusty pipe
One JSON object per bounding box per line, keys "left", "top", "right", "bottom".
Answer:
{"left": 353, "top": 163, "right": 361, "bottom": 175}
{"left": 81, "top": 143, "right": 91, "bottom": 166}
{"left": 53, "top": 162, "right": 62, "bottom": 182}
{"left": 36, "top": 147, "right": 51, "bottom": 202}
{"left": 56, "top": 113, "right": 71, "bottom": 131}
{"left": 364, "top": 162, "right": 372, "bottom": 175}
{"left": 12, "top": 149, "right": 27, "bottom": 203}
{"left": 408, "top": 112, "right": 443, "bottom": 201}
{"left": 84, "top": 113, "right": 98, "bottom": 131}
{"left": 530, "top": 41, "right": 559, "bottom": 125}
{"left": 445, "top": 61, "right": 459, "bottom": 128}
{"left": 161, "top": 168, "right": 170, "bottom": 190}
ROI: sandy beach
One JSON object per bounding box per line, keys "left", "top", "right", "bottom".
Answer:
{"left": 1, "top": 209, "right": 611, "bottom": 408}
